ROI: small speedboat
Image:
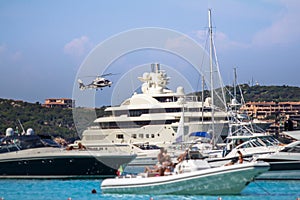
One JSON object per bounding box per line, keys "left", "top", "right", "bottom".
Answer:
{"left": 101, "top": 152, "right": 269, "bottom": 195}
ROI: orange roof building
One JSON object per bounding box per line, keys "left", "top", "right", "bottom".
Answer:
{"left": 43, "top": 98, "right": 74, "bottom": 108}
{"left": 240, "top": 101, "right": 300, "bottom": 119}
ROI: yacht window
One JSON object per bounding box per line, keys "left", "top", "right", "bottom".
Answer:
{"left": 165, "top": 108, "right": 181, "bottom": 113}
{"left": 139, "top": 134, "right": 144, "bottom": 138}
{"left": 189, "top": 108, "right": 200, "bottom": 112}
{"left": 264, "top": 139, "right": 274, "bottom": 146}
{"left": 116, "top": 134, "right": 124, "bottom": 139}
{"left": 250, "top": 139, "right": 262, "bottom": 147}
{"left": 153, "top": 96, "right": 177, "bottom": 102}
{"left": 131, "top": 134, "right": 137, "bottom": 139}
{"left": 129, "top": 109, "right": 149, "bottom": 117}
{"left": 151, "top": 134, "right": 155, "bottom": 138}
{"left": 261, "top": 137, "right": 279, "bottom": 146}
{"left": 256, "top": 138, "right": 266, "bottom": 146}
{"left": 104, "top": 111, "right": 113, "bottom": 117}
{"left": 146, "top": 134, "right": 149, "bottom": 138}
{"left": 281, "top": 144, "right": 300, "bottom": 153}
{"left": 239, "top": 142, "right": 251, "bottom": 149}
{"left": 203, "top": 107, "right": 212, "bottom": 112}
{"left": 135, "top": 121, "right": 150, "bottom": 126}
{"left": 292, "top": 146, "right": 300, "bottom": 153}
{"left": 113, "top": 110, "right": 128, "bottom": 116}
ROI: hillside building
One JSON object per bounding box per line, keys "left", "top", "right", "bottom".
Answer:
{"left": 43, "top": 98, "right": 74, "bottom": 108}
{"left": 240, "top": 101, "right": 300, "bottom": 120}
{"left": 240, "top": 101, "right": 300, "bottom": 132}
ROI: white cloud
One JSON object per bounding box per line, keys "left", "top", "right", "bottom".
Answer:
{"left": 64, "top": 36, "right": 93, "bottom": 58}
{"left": 195, "top": 30, "right": 249, "bottom": 51}
{"left": 194, "top": 0, "right": 300, "bottom": 50}
{"left": 252, "top": 0, "right": 300, "bottom": 46}
{"left": 165, "top": 35, "right": 196, "bottom": 51}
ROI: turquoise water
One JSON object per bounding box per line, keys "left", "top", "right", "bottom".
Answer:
{"left": 0, "top": 179, "right": 299, "bottom": 200}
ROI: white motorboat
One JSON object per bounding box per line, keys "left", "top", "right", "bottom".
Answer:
{"left": 101, "top": 157, "right": 269, "bottom": 195}
{"left": 208, "top": 134, "right": 282, "bottom": 167}
{"left": 255, "top": 140, "right": 300, "bottom": 180}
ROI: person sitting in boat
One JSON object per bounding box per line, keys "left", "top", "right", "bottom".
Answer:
{"left": 144, "top": 165, "right": 164, "bottom": 176}
{"left": 66, "top": 145, "right": 74, "bottom": 151}
{"left": 66, "top": 142, "right": 86, "bottom": 151}
{"left": 162, "top": 152, "right": 174, "bottom": 175}
{"left": 237, "top": 150, "right": 243, "bottom": 164}
{"left": 78, "top": 142, "right": 86, "bottom": 150}
{"left": 157, "top": 147, "right": 165, "bottom": 165}
{"left": 177, "top": 149, "right": 188, "bottom": 163}
{"left": 225, "top": 151, "right": 243, "bottom": 166}
{"left": 225, "top": 157, "right": 238, "bottom": 166}
{"left": 144, "top": 148, "right": 165, "bottom": 175}
{"left": 144, "top": 148, "right": 173, "bottom": 176}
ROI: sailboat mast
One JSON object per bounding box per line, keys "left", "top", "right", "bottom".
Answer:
{"left": 208, "top": 9, "right": 216, "bottom": 146}
{"left": 233, "top": 67, "right": 237, "bottom": 113}
{"left": 201, "top": 75, "right": 204, "bottom": 125}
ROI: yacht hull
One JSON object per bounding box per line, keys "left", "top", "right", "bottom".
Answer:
{"left": 0, "top": 148, "right": 135, "bottom": 179}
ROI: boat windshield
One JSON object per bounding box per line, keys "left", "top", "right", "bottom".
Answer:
{"left": 259, "top": 137, "right": 280, "bottom": 146}
{"left": 0, "top": 135, "right": 46, "bottom": 153}
{"left": 133, "top": 143, "right": 161, "bottom": 150}
{"left": 281, "top": 142, "right": 300, "bottom": 153}
{"left": 236, "top": 138, "right": 269, "bottom": 149}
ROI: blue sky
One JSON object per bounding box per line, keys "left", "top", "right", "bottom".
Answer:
{"left": 1, "top": 0, "right": 300, "bottom": 105}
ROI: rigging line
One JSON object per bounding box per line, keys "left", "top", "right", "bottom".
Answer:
{"left": 233, "top": 67, "right": 245, "bottom": 105}
{"left": 225, "top": 86, "right": 235, "bottom": 100}
{"left": 196, "top": 27, "right": 210, "bottom": 93}
{"left": 205, "top": 11, "right": 227, "bottom": 112}
{"left": 212, "top": 38, "right": 227, "bottom": 109}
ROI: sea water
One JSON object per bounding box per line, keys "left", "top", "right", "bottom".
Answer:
{"left": 0, "top": 179, "right": 299, "bottom": 200}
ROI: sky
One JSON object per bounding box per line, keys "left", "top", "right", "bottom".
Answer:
{"left": 1, "top": 0, "right": 300, "bottom": 106}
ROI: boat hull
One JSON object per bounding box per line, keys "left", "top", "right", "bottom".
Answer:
{"left": 0, "top": 148, "right": 135, "bottom": 179}
{"left": 256, "top": 170, "right": 300, "bottom": 180}
{"left": 101, "top": 162, "right": 269, "bottom": 195}
{"left": 255, "top": 160, "right": 300, "bottom": 180}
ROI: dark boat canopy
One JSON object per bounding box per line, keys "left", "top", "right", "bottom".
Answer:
{"left": 0, "top": 135, "right": 60, "bottom": 153}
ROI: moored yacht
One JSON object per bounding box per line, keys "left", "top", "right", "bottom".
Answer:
{"left": 0, "top": 128, "right": 136, "bottom": 178}
{"left": 80, "top": 63, "right": 228, "bottom": 148}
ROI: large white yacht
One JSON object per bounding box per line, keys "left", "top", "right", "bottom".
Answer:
{"left": 80, "top": 63, "right": 228, "bottom": 148}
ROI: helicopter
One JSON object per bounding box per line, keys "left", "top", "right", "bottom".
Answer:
{"left": 78, "top": 73, "right": 115, "bottom": 90}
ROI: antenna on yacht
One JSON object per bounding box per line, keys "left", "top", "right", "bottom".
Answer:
{"left": 233, "top": 67, "right": 238, "bottom": 114}
{"left": 17, "top": 119, "right": 26, "bottom": 135}
{"left": 208, "top": 9, "right": 216, "bottom": 147}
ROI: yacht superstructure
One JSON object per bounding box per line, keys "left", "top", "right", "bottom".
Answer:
{"left": 80, "top": 63, "right": 228, "bottom": 147}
